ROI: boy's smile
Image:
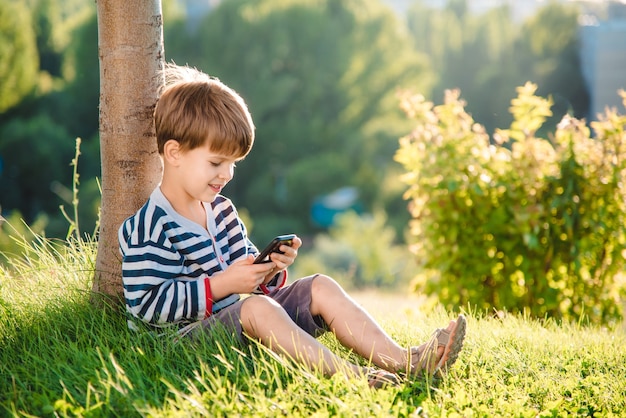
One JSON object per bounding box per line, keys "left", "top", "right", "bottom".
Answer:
{"left": 209, "top": 183, "right": 224, "bottom": 194}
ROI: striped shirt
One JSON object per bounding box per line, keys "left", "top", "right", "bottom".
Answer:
{"left": 118, "top": 187, "right": 285, "bottom": 327}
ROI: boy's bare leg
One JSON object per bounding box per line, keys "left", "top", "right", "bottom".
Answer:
{"left": 308, "top": 275, "right": 454, "bottom": 373}
{"left": 240, "top": 295, "right": 365, "bottom": 378}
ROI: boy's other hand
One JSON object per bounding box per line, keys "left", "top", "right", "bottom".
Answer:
{"left": 268, "top": 235, "right": 301, "bottom": 270}
{"left": 262, "top": 235, "right": 301, "bottom": 284}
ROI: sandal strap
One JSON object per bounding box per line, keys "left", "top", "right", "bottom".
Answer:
{"left": 433, "top": 328, "right": 451, "bottom": 348}
{"left": 407, "top": 334, "right": 438, "bottom": 376}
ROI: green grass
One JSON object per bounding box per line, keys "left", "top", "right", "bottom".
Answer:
{"left": 1, "top": 237, "right": 625, "bottom": 417}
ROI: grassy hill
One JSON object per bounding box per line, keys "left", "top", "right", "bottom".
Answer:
{"left": 1, "top": 237, "right": 625, "bottom": 416}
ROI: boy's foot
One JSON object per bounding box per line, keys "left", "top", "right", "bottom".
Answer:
{"left": 433, "top": 314, "right": 466, "bottom": 376}
{"left": 408, "top": 314, "right": 467, "bottom": 378}
{"left": 366, "top": 368, "right": 401, "bottom": 389}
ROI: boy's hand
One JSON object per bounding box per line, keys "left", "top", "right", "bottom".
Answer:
{"left": 210, "top": 255, "right": 276, "bottom": 299}
{"left": 263, "top": 235, "right": 301, "bottom": 283}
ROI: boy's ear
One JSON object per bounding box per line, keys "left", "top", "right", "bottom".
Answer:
{"left": 163, "top": 139, "right": 181, "bottom": 165}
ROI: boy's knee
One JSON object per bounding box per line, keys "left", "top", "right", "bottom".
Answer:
{"left": 240, "top": 295, "right": 287, "bottom": 336}
{"left": 311, "top": 274, "right": 341, "bottom": 294}
{"left": 241, "top": 294, "right": 281, "bottom": 317}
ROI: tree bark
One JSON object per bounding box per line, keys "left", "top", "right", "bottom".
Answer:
{"left": 93, "top": 0, "right": 164, "bottom": 304}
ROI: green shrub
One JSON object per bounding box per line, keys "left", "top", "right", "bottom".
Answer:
{"left": 395, "top": 83, "right": 626, "bottom": 326}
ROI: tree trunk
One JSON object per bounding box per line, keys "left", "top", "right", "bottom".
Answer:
{"left": 93, "top": 0, "right": 164, "bottom": 305}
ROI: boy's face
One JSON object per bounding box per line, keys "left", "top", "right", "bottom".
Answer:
{"left": 174, "top": 143, "right": 238, "bottom": 203}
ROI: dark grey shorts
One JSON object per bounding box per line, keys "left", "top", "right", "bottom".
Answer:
{"left": 199, "top": 274, "right": 328, "bottom": 341}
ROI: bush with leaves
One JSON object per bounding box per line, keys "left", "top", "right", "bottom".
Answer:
{"left": 395, "top": 83, "right": 626, "bottom": 326}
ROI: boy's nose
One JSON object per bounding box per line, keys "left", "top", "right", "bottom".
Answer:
{"left": 219, "top": 166, "right": 234, "bottom": 180}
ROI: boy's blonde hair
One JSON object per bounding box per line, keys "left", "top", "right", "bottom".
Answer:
{"left": 155, "top": 64, "right": 255, "bottom": 158}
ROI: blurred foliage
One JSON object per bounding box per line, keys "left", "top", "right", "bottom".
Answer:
{"left": 0, "top": 0, "right": 594, "bottom": 266}
{"left": 0, "top": 0, "right": 426, "bottom": 244}
{"left": 293, "top": 210, "right": 417, "bottom": 290}
{"left": 0, "top": 114, "right": 74, "bottom": 219}
{"left": 0, "top": 0, "right": 96, "bottom": 239}
{"left": 0, "top": 1, "right": 38, "bottom": 112}
{"left": 396, "top": 83, "right": 626, "bottom": 326}
{"left": 180, "top": 0, "right": 428, "bottom": 242}
{"left": 406, "top": 0, "right": 588, "bottom": 135}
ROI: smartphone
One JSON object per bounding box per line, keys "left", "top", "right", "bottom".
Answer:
{"left": 253, "top": 234, "right": 296, "bottom": 264}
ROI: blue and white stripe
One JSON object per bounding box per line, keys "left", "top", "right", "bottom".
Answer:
{"left": 119, "top": 187, "right": 256, "bottom": 326}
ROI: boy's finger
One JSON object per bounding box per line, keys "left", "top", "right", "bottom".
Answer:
{"left": 254, "top": 261, "right": 276, "bottom": 272}
{"left": 232, "top": 254, "right": 255, "bottom": 265}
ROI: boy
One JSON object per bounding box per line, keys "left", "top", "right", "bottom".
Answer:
{"left": 118, "top": 64, "right": 466, "bottom": 388}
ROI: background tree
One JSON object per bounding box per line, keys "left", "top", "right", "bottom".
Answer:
{"left": 93, "top": 0, "right": 164, "bottom": 300}
{"left": 0, "top": 0, "right": 97, "bottom": 236}
{"left": 0, "top": 115, "right": 73, "bottom": 224}
{"left": 0, "top": 0, "right": 38, "bottom": 113}
{"left": 62, "top": 12, "right": 100, "bottom": 140}
{"left": 514, "top": 2, "right": 589, "bottom": 131}
{"left": 406, "top": 0, "right": 588, "bottom": 135}
{"left": 407, "top": 1, "right": 517, "bottom": 133}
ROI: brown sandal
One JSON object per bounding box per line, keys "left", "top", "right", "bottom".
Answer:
{"left": 433, "top": 314, "right": 466, "bottom": 376}
{"left": 407, "top": 334, "right": 439, "bottom": 377}
{"left": 408, "top": 314, "right": 467, "bottom": 378}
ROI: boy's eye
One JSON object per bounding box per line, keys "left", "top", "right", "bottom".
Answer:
{"left": 210, "top": 161, "right": 237, "bottom": 168}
